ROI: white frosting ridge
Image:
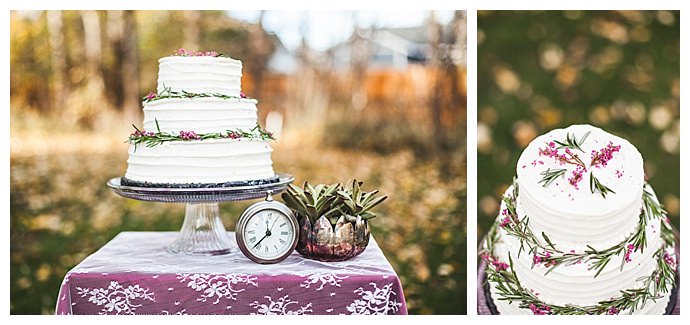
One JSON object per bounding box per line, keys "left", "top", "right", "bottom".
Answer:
{"left": 125, "top": 139, "right": 274, "bottom": 184}
{"left": 157, "top": 56, "right": 243, "bottom": 96}
{"left": 516, "top": 124, "right": 644, "bottom": 248}
{"left": 142, "top": 97, "right": 259, "bottom": 134}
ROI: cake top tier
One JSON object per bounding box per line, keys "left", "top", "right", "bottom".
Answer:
{"left": 157, "top": 50, "right": 243, "bottom": 97}
{"left": 516, "top": 124, "right": 644, "bottom": 217}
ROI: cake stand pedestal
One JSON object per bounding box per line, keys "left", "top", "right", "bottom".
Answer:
{"left": 477, "top": 228, "right": 681, "bottom": 315}
{"left": 106, "top": 174, "right": 294, "bottom": 256}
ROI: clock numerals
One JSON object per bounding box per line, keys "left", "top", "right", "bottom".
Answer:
{"left": 237, "top": 203, "right": 297, "bottom": 264}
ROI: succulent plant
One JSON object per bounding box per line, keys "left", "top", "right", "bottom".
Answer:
{"left": 336, "top": 180, "right": 388, "bottom": 223}
{"left": 281, "top": 180, "right": 387, "bottom": 226}
{"left": 281, "top": 182, "right": 342, "bottom": 224}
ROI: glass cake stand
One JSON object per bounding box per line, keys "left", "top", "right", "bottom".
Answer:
{"left": 106, "top": 174, "right": 294, "bottom": 255}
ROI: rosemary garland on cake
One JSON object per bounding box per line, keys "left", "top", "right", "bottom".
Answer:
{"left": 128, "top": 119, "right": 274, "bottom": 148}
{"left": 482, "top": 215, "right": 676, "bottom": 315}
{"left": 142, "top": 85, "right": 253, "bottom": 103}
{"left": 498, "top": 179, "right": 666, "bottom": 277}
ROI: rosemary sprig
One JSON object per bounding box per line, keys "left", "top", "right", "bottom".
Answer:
{"left": 538, "top": 168, "right": 567, "bottom": 187}
{"left": 484, "top": 223, "right": 676, "bottom": 314}
{"left": 500, "top": 180, "right": 663, "bottom": 277}
{"left": 589, "top": 172, "right": 615, "bottom": 198}
{"left": 128, "top": 123, "right": 274, "bottom": 148}
{"left": 143, "top": 85, "right": 251, "bottom": 103}
{"left": 554, "top": 131, "right": 590, "bottom": 153}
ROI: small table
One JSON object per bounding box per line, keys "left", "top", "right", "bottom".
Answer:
{"left": 55, "top": 232, "right": 407, "bottom": 315}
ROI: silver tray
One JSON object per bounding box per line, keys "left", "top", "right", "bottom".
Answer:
{"left": 106, "top": 173, "right": 295, "bottom": 203}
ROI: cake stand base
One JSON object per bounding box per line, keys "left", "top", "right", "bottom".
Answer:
{"left": 107, "top": 174, "right": 295, "bottom": 257}
{"left": 167, "top": 202, "right": 234, "bottom": 255}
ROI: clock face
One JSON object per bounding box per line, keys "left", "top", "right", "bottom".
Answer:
{"left": 243, "top": 209, "right": 295, "bottom": 260}
{"left": 236, "top": 201, "right": 298, "bottom": 264}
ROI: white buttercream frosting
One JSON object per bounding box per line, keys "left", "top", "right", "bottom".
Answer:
{"left": 484, "top": 124, "right": 675, "bottom": 315}
{"left": 124, "top": 54, "right": 275, "bottom": 185}
{"left": 142, "top": 97, "right": 259, "bottom": 134}
{"left": 157, "top": 56, "right": 243, "bottom": 96}
{"left": 516, "top": 124, "right": 644, "bottom": 249}
{"left": 125, "top": 139, "right": 274, "bottom": 184}
{"left": 489, "top": 185, "right": 672, "bottom": 314}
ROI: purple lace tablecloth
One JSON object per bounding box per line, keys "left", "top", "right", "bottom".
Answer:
{"left": 55, "top": 232, "right": 407, "bottom": 315}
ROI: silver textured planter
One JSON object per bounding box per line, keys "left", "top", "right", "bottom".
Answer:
{"left": 296, "top": 214, "right": 370, "bottom": 261}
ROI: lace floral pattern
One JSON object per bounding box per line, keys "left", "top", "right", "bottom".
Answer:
{"left": 346, "top": 282, "right": 403, "bottom": 315}
{"left": 76, "top": 281, "right": 154, "bottom": 315}
{"left": 177, "top": 273, "right": 258, "bottom": 304}
{"left": 249, "top": 295, "right": 313, "bottom": 315}
{"left": 300, "top": 272, "right": 349, "bottom": 291}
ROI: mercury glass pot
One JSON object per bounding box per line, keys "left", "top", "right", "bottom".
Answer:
{"left": 296, "top": 214, "right": 370, "bottom": 261}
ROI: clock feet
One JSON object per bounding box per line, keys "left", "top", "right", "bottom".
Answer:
{"left": 167, "top": 202, "right": 235, "bottom": 255}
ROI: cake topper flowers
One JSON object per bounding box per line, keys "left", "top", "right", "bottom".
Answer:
{"left": 172, "top": 48, "right": 223, "bottom": 57}
{"left": 537, "top": 131, "right": 620, "bottom": 198}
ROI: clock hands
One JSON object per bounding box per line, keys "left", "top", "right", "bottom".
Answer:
{"left": 253, "top": 214, "right": 278, "bottom": 249}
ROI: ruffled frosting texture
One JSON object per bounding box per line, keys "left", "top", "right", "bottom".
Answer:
{"left": 157, "top": 56, "right": 243, "bottom": 97}
{"left": 486, "top": 124, "right": 674, "bottom": 315}
{"left": 125, "top": 54, "right": 275, "bottom": 184}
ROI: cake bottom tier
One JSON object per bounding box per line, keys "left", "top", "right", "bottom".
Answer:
{"left": 481, "top": 184, "right": 677, "bottom": 315}
{"left": 124, "top": 138, "right": 274, "bottom": 185}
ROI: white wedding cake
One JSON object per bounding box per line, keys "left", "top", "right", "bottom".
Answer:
{"left": 482, "top": 124, "right": 677, "bottom": 315}
{"left": 123, "top": 49, "right": 276, "bottom": 186}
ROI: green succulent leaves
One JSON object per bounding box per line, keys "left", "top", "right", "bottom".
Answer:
{"left": 281, "top": 179, "right": 388, "bottom": 226}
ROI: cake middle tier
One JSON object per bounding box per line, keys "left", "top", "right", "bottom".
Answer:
{"left": 157, "top": 56, "right": 243, "bottom": 96}
{"left": 143, "top": 97, "right": 259, "bottom": 134}
{"left": 515, "top": 124, "right": 645, "bottom": 248}
{"left": 125, "top": 139, "right": 274, "bottom": 184}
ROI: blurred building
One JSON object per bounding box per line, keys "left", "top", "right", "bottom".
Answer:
{"left": 326, "top": 21, "right": 465, "bottom": 71}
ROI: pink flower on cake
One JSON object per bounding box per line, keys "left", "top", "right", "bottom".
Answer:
{"left": 179, "top": 130, "right": 201, "bottom": 140}
{"left": 529, "top": 303, "right": 551, "bottom": 315}
{"left": 145, "top": 92, "right": 157, "bottom": 100}
{"left": 499, "top": 216, "right": 511, "bottom": 228}
{"left": 174, "top": 48, "right": 221, "bottom": 57}
{"left": 623, "top": 244, "right": 636, "bottom": 263}
{"left": 663, "top": 251, "right": 676, "bottom": 270}
{"left": 590, "top": 142, "right": 621, "bottom": 168}
{"left": 481, "top": 254, "right": 509, "bottom": 271}
{"left": 568, "top": 165, "right": 586, "bottom": 189}
{"left": 532, "top": 251, "right": 556, "bottom": 267}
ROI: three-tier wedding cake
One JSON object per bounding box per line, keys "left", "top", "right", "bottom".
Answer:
{"left": 122, "top": 49, "right": 276, "bottom": 187}
{"left": 482, "top": 124, "right": 677, "bottom": 315}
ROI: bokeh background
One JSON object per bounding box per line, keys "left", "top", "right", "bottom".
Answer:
{"left": 477, "top": 11, "right": 679, "bottom": 241}
{"left": 10, "top": 10, "right": 467, "bottom": 314}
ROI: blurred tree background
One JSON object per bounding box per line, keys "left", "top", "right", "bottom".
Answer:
{"left": 477, "top": 11, "right": 679, "bottom": 241}
{"left": 10, "top": 11, "right": 466, "bottom": 314}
